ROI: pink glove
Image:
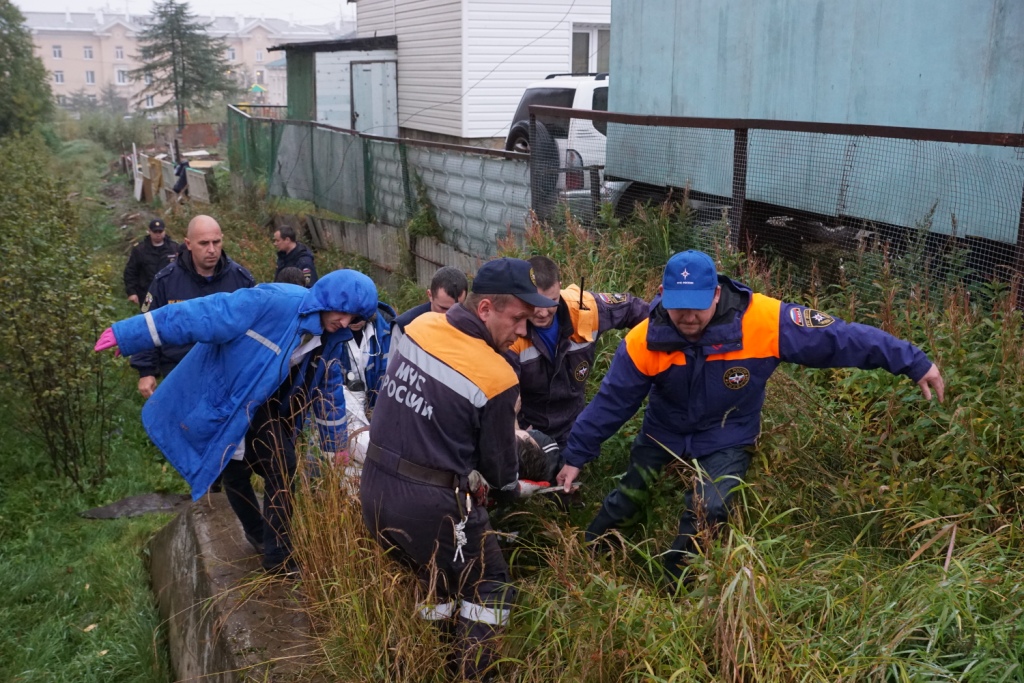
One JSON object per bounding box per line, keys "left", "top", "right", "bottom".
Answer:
{"left": 94, "top": 327, "right": 121, "bottom": 356}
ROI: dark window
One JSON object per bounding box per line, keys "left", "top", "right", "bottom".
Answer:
{"left": 572, "top": 32, "right": 590, "bottom": 74}
{"left": 592, "top": 87, "right": 608, "bottom": 135}
{"left": 596, "top": 30, "right": 610, "bottom": 73}
{"left": 512, "top": 87, "right": 576, "bottom": 138}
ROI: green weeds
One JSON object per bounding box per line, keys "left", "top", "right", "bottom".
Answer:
{"left": 285, "top": 199, "right": 1024, "bottom": 681}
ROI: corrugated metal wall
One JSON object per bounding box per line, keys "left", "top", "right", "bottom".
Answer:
{"left": 232, "top": 107, "right": 531, "bottom": 277}
{"left": 409, "top": 146, "right": 531, "bottom": 256}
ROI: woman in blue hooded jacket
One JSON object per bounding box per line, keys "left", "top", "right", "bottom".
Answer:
{"left": 97, "top": 269, "right": 378, "bottom": 573}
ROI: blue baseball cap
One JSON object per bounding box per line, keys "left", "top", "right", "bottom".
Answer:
{"left": 472, "top": 258, "right": 558, "bottom": 308}
{"left": 661, "top": 250, "right": 719, "bottom": 310}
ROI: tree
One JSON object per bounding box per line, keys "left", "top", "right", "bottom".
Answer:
{"left": 66, "top": 89, "right": 100, "bottom": 114}
{"left": 130, "top": 0, "right": 238, "bottom": 130}
{"left": 99, "top": 83, "right": 129, "bottom": 116}
{"left": 0, "top": 0, "right": 53, "bottom": 137}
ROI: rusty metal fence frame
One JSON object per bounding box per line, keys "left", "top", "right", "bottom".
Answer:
{"left": 530, "top": 104, "right": 1024, "bottom": 299}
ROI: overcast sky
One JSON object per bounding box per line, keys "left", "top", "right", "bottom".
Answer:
{"left": 16, "top": 0, "right": 356, "bottom": 27}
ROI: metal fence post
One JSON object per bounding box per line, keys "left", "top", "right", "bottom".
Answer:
{"left": 309, "top": 122, "right": 317, "bottom": 211}
{"left": 730, "top": 128, "right": 748, "bottom": 250}
{"left": 399, "top": 141, "right": 416, "bottom": 217}
{"left": 589, "top": 167, "right": 601, "bottom": 224}
{"left": 1015, "top": 185, "right": 1024, "bottom": 310}
{"left": 362, "top": 137, "right": 375, "bottom": 223}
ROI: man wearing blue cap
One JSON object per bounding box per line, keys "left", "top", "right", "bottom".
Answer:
{"left": 556, "top": 250, "right": 944, "bottom": 587}
{"left": 95, "top": 269, "right": 379, "bottom": 574}
{"left": 360, "top": 257, "right": 557, "bottom": 680}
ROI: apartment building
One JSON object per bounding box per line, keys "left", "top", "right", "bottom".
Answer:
{"left": 25, "top": 10, "right": 351, "bottom": 111}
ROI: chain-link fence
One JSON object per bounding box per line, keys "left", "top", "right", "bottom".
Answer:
{"left": 528, "top": 105, "right": 1024, "bottom": 294}
{"left": 228, "top": 106, "right": 532, "bottom": 268}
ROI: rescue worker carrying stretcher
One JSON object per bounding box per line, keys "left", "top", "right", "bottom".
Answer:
{"left": 511, "top": 256, "right": 649, "bottom": 449}
{"left": 360, "top": 257, "right": 557, "bottom": 680}
{"left": 556, "top": 250, "right": 945, "bottom": 588}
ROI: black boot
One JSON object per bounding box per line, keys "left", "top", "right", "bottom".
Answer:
{"left": 455, "top": 616, "right": 501, "bottom": 681}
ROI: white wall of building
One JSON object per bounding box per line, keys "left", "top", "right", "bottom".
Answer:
{"left": 357, "top": 0, "right": 463, "bottom": 138}
{"left": 462, "top": 0, "right": 609, "bottom": 139}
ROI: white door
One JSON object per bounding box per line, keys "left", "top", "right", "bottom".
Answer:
{"left": 350, "top": 61, "right": 398, "bottom": 137}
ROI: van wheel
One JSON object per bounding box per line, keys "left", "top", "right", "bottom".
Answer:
{"left": 507, "top": 129, "right": 531, "bottom": 154}
{"left": 614, "top": 184, "right": 670, "bottom": 220}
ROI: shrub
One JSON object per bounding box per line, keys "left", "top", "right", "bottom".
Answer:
{"left": 0, "top": 135, "right": 115, "bottom": 488}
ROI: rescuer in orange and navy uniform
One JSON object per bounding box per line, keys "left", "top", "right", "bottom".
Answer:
{"left": 360, "top": 257, "right": 558, "bottom": 680}
{"left": 556, "top": 250, "right": 945, "bottom": 586}
{"left": 510, "top": 255, "right": 649, "bottom": 449}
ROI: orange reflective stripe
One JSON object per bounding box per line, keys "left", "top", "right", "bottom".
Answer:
{"left": 625, "top": 294, "right": 782, "bottom": 373}
{"left": 509, "top": 335, "right": 533, "bottom": 355}
{"left": 563, "top": 285, "right": 599, "bottom": 342}
{"left": 405, "top": 313, "right": 518, "bottom": 399}
{"left": 707, "top": 294, "right": 782, "bottom": 361}
{"left": 624, "top": 319, "right": 687, "bottom": 376}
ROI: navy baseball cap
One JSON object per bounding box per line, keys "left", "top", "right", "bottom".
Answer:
{"left": 472, "top": 258, "right": 558, "bottom": 308}
{"left": 148, "top": 219, "right": 165, "bottom": 232}
{"left": 661, "top": 250, "right": 719, "bottom": 310}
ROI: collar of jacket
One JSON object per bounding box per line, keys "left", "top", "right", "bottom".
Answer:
{"left": 525, "top": 285, "right": 597, "bottom": 353}
{"left": 446, "top": 303, "right": 503, "bottom": 352}
{"left": 646, "top": 276, "right": 751, "bottom": 353}
{"left": 175, "top": 243, "right": 234, "bottom": 283}
{"left": 145, "top": 234, "right": 174, "bottom": 248}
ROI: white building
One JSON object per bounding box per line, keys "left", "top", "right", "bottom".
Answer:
{"left": 356, "top": 0, "right": 610, "bottom": 146}
{"left": 24, "top": 9, "right": 352, "bottom": 112}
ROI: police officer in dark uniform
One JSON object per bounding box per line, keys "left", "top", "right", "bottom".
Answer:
{"left": 131, "top": 215, "right": 254, "bottom": 399}
{"left": 273, "top": 225, "right": 318, "bottom": 287}
{"left": 360, "top": 258, "right": 557, "bottom": 680}
{"left": 510, "top": 255, "right": 649, "bottom": 449}
{"left": 123, "top": 219, "right": 178, "bottom": 308}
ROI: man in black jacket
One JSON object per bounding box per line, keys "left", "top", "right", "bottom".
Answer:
{"left": 511, "top": 255, "right": 649, "bottom": 448}
{"left": 123, "top": 219, "right": 178, "bottom": 307}
{"left": 361, "top": 258, "right": 556, "bottom": 680}
{"left": 391, "top": 266, "right": 468, "bottom": 350}
{"left": 132, "top": 214, "right": 255, "bottom": 398}
{"left": 273, "top": 226, "right": 318, "bottom": 286}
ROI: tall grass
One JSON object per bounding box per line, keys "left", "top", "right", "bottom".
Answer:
{"left": 212, "top": 189, "right": 1024, "bottom": 680}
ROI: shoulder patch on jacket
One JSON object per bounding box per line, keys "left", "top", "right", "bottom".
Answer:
{"left": 141, "top": 292, "right": 154, "bottom": 312}
{"left": 804, "top": 309, "right": 835, "bottom": 328}
{"left": 405, "top": 313, "right": 518, "bottom": 400}
{"left": 597, "top": 292, "right": 629, "bottom": 304}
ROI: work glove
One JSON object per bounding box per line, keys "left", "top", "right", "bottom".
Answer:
{"left": 94, "top": 327, "right": 121, "bottom": 356}
{"left": 467, "top": 470, "right": 490, "bottom": 508}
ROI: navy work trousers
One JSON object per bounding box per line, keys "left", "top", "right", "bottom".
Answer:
{"left": 221, "top": 398, "right": 297, "bottom": 570}
{"left": 360, "top": 458, "right": 515, "bottom": 679}
{"left": 586, "top": 437, "right": 752, "bottom": 580}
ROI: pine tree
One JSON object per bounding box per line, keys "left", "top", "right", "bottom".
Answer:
{"left": 0, "top": 0, "right": 53, "bottom": 137}
{"left": 130, "top": 0, "right": 238, "bottom": 129}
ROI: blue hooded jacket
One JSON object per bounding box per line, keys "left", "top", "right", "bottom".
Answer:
{"left": 112, "top": 270, "right": 378, "bottom": 499}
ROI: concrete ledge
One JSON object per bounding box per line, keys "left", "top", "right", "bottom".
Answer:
{"left": 149, "top": 493, "right": 318, "bottom": 682}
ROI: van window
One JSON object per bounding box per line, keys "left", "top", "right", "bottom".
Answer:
{"left": 592, "top": 87, "right": 608, "bottom": 135}
{"left": 513, "top": 87, "right": 576, "bottom": 138}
